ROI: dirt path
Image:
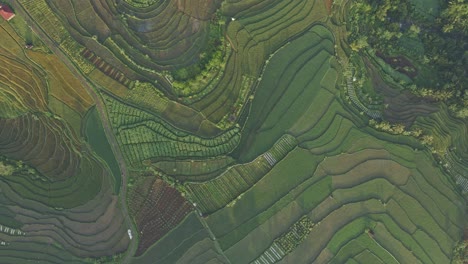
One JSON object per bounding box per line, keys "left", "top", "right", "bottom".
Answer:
{"left": 8, "top": 1, "right": 138, "bottom": 262}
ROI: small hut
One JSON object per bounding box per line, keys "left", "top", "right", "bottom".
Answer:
{"left": 0, "top": 4, "right": 15, "bottom": 21}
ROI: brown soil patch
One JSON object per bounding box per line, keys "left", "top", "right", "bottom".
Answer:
{"left": 325, "top": 0, "right": 333, "bottom": 15}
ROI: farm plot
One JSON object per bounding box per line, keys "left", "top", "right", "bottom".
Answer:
{"left": 0, "top": 16, "right": 132, "bottom": 261}
{"left": 127, "top": 87, "right": 223, "bottom": 138}
{"left": 27, "top": 52, "right": 94, "bottom": 115}
{"left": 0, "top": 49, "right": 48, "bottom": 117}
{"left": 132, "top": 179, "right": 193, "bottom": 256}
{"left": 206, "top": 148, "right": 326, "bottom": 250}
{"left": 153, "top": 156, "right": 235, "bottom": 182}
{"left": 235, "top": 24, "right": 336, "bottom": 162}
{"left": 0, "top": 166, "right": 130, "bottom": 260}
{"left": 277, "top": 139, "right": 463, "bottom": 264}
{"left": 0, "top": 117, "right": 103, "bottom": 207}
{"left": 363, "top": 57, "right": 438, "bottom": 126}
{"left": 43, "top": 0, "right": 220, "bottom": 93}
{"left": 252, "top": 216, "right": 314, "bottom": 264}
{"left": 17, "top": 0, "right": 68, "bottom": 43}
{"left": 192, "top": 0, "right": 330, "bottom": 124}
{"left": 130, "top": 212, "right": 224, "bottom": 264}
{"left": 0, "top": 241, "right": 89, "bottom": 264}
{"left": 18, "top": 0, "right": 95, "bottom": 75}
{"left": 101, "top": 92, "right": 240, "bottom": 166}
{"left": 184, "top": 134, "right": 297, "bottom": 214}
{"left": 84, "top": 107, "right": 122, "bottom": 194}
{"left": 206, "top": 116, "right": 464, "bottom": 263}
{"left": 2, "top": 0, "right": 466, "bottom": 263}
{"left": 81, "top": 48, "right": 134, "bottom": 88}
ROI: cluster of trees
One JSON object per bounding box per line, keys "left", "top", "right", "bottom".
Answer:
{"left": 171, "top": 13, "right": 225, "bottom": 82}
{"left": 0, "top": 161, "right": 15, "bottom": 176}
{"left": 348, "top": 0, "right": 467, "bottom": 118}
{"left": 370, "top": 119, "right": 419, "bottom": 135}
{"left": 0, "top": 157, "right": 38, "bottom": 177}
{"left": 452, "top": 239, "right": 468, "bottom": 264}
{"left": 369, "top": 120, "right": 437, "bottom": 146}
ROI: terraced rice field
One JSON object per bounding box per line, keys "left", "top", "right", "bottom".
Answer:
{"left": 101, "top": 92, "right": 241, "bottom": 166}
{"left": 128, "top": 178, "right": 193, "bottom": 256}
{"left": 0, "top": 16, "right": 131, "bottom": 262}
{"left": 1, "top": 0, "right": 466, "bottom": 262}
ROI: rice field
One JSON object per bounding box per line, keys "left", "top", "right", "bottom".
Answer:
{"left": 1, "top": 0, "right": 466, "bottom": 262}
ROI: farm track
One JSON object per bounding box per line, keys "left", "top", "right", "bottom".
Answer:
{"left": 7, "top": 0, "right": 138, "bottom": 262}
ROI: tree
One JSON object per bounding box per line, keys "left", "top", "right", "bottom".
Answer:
{"left": 421, "top": 135, "right": 434, "bottom": 145}
{"left": 441, "top": 0, "right": 468, "bottom": 34}
{"left": 350, "top": 36, "right": 368, "bottom": 52}
{"left": 0, "top": 161, "right": 14, "bottom": 176}
{"left": 456, "top": 107, "right": 468, "bottom": 118}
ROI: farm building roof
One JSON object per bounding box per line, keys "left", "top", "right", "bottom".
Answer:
{"left": 0, "top": 4, "right": 15, "bottom": 21}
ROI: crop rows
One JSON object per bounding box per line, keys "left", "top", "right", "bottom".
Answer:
{"left": 280, "top": 149, "right": 462, "bottom": 263}
{"left": 0, "top": 172, "right": 130, "bottom": 259}
{"left": 217, "top": 75, "right": 257, "bottom": 129}
{"left": 81, "top": 48, "right": 133, "bottom": 87}
{"left": 252, "top": 216, "right": 314, "bottom": 264}
{"left": 235, "top": 24, "right": 336, "bottom": 161}
{"left": 125, "top": 82, "right": 169, "bottom": 114}
{"left": 102, "top": 93, "right": 240, "bottom": 166}
{"left": 19, "top": 0, "right": 96, "bottom": 75}
{"left": 344, "top": 66, "right": 382, "bottom": 119}
{"left": 188, "top": 0, "right": 331, "bottom": 124}
{"left": 263, "top": 134, "right": 297, "bottom": 166}
{"left": 202, "top": 19, "right": 465, "bottom": 263}
{"left": 104, "top": 37, "right": 161, "bottom": 76}
{"left": 251, "top": 242, "right": 285, "bottom": 264}
{"left": 361, "top": 57, "right": 439, "bottom": 126}
{"left": 61, "top": 0, "right": 218, "bottom": 80}
{"left": 0, "top": 136, "right": 129, "bottom": 259}
{"left": 185, "top": 135, "right": 297, "bottom": 214}
{"left": 0, "top": 10, "right": 134, "bottom": 261}
{"left": 123, "top": 0, "right": 158, "bottom": 8}
{"left": 0, "top": 14, "right": 94, "bottom": 116}
{"left": 133, "top": 179, "right": 193, "bottom": 256}
{"left": 18, "top": 0, "right": 67, "bottom": 43}
{"left": 218, "top": 139, "right": 464, "bottom": 264}
{"left": 455, "top": 176, "right": 468, "bottom": 193}
{"left": 0, "top": 112, "right": 108, "bottom": 208}
{"left": 59, "top": 36, "right": 95, "bottom": 75}
{"left": 153, "top": 156, "right": 235, "bottom": 182}
{"left": 185, "top": 156, "right": 270, "bottom": 215}
{"left": 275, "top": 216, "right": 314, "bottom": 254}
{"left": 0, "top": 53, "right": 48, "bottom": 117}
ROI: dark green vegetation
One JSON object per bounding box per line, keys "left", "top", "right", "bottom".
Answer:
{"left": 234, "top": 25, "right": 337, "bottom": 161}
{"left": 0, "top": 0, "right": 466, "bottom": 263}
{"left": 347, "top": 0, "right": 468, "bottom": 118}
{"left": 171, "top": 16, "right": 226, "bottom": 82}
{"left": 84, "top": 106, "right": 122, "bottom": 193}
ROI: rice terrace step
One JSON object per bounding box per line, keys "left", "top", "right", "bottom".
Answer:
{"left": 0, "top": 0, "right": 466, "bottom": 263}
